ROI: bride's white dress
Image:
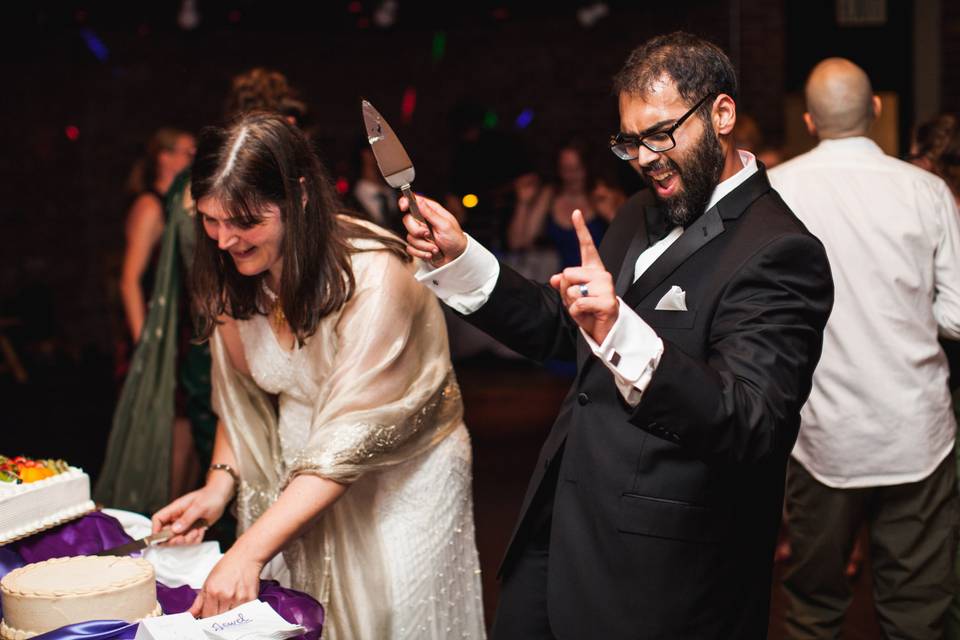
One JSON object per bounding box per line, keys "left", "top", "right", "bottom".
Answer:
{"left": 236, "top": 312, "right": 486, "bottom": 639}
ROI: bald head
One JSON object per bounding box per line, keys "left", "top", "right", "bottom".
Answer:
{"left": 805, "top": 58, "right": 877, "bottom": 139}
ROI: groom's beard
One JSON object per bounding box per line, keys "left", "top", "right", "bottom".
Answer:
{"left": 648, "top": 125, "right": 725, "bottom": 227}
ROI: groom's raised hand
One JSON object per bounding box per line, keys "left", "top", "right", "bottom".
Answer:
{"left": 550, "top": 210, "right": 619, "bottom": 344}
{"left": 401, "top": 195, "right": 468, "bottom": 269}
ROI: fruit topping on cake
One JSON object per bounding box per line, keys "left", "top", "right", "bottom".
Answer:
{"left": 0, "top": 456, "right": 70, "bottom": 484}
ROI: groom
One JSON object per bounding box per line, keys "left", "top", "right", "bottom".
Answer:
{"left": 404, "top": 32, "right": 833, "bottom": 638}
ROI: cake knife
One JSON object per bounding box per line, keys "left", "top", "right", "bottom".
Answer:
{"left": 97, "top": 519, "right": 208, "bottom": 556}
{"left": 361, "top": 99, "right": 420, "bottom": 218}
{"left": 361, "top": 99, "right": 442, "bottom": 255}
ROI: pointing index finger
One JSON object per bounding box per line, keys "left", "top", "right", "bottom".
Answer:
{"left": 572, "top": 209, "right": 601, "bottom": 267}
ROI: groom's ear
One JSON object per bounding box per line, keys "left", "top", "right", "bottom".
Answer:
{"left": 711, "top": 94, "right": 737, "bottom": 137}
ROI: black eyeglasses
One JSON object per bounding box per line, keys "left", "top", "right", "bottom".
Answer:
{"left": 609, "top": 93, "right": 715, "bottom": 160}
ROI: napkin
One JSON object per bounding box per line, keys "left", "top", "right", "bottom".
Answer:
{"left": 144, "top": 541, "right": 224, "bottom": 588}
{"left": 135, "top": 612, "right": 208, "bottom": 640}
{"left": 102, "top": 508, "right": 153, "bottom": 539}
{"left": 199, "top": 600, "right": 306, "bottom": 640}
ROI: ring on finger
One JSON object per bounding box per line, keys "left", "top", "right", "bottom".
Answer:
{"left": 578, "top": 284, "right": 589, "bottom": 297}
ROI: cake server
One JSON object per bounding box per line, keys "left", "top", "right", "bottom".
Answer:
{"left": 97, "top": 518, "right": 208, "bottom": 556}
{"left": 362, "top": 100, "right": 440, "bottom": 255}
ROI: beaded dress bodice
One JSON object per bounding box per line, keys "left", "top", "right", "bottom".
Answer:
{"left": 236, "top": 314, "right": 317, "bottom": 467}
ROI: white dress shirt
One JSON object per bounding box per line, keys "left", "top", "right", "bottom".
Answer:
{"left": 417, "top": 151, "right": 758, "bottom": 405}
{"left": 769, "top": 136, "right": 960, "bottom": 488}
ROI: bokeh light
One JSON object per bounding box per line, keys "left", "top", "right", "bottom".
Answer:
{"left": 515, "top": 108, "right": 534, "bottom": 129}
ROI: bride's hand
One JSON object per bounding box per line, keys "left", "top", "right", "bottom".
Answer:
{"left": 151, "top": 475, "right": 234, "bottom": 545}
{"left": 190, "top": 549, "right": 263, "bottom": 617}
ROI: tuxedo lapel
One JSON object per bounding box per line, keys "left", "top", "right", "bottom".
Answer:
{"left": 598, "top": 191, "right": 650, "bottom": 287}
{"left": 623, "top": 207, "right": 724, "bottom": 308}
{"left": 714, "top": 163, "right": 772, "bottom": 222}
{"left": 614, "top": 219, "right": 650, "bottom": 296}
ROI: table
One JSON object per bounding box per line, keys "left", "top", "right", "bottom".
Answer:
{"left": 0, "top": 512, "right": 323, "bottom": 639}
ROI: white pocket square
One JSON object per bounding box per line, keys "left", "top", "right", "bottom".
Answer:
{"left": 655, "top": 285, "right": 687, "bottom": 311}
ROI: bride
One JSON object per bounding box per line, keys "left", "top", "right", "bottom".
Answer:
{"left": 151, "top": 112, "right": 486, "bottom": 639}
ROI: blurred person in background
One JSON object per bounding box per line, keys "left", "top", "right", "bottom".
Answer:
{"left": 590, "top": 171, "right": 627, "bottom": 223}
{"left": 223, "top": 67, "right": 306, "bottom": 128}
{"left": 507, "top": 142, "right": 607, "bottom": 270}
{"left": 120, "top": 127, "right": 195, "bottom": 347}
{"left": 734, "top": 113, "right": 783, "bottom": 169}
{"left": 352, "top": 141, "right": 404, "bottom": 235}
{"left": 118, "top": 127, "right": 198, "bottom": 499}
{"left": 910, "top": 113, "right": 960, "bottom": 206}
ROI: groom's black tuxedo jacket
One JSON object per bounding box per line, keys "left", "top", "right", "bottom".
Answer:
{"left": 464, "top": 166, "right": 833, "bottom": 639}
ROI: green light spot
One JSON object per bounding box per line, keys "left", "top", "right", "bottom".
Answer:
{"left": 432, "top": 31, "right": 446, "bottom": 63}
{"left": 482, "top": 110, "right": 498, "bottom": 129}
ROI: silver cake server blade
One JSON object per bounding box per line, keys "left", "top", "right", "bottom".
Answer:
{"left": 362, "top": 99, "right": 426, "bottom": 225}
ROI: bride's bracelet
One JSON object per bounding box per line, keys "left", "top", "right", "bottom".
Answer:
{"left": 208, "top": 463, "right": 240, "bottom": 497}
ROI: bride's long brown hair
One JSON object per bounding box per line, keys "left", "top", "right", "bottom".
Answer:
{"left": 190, "top": 112, "right": 409, "bottom": 343}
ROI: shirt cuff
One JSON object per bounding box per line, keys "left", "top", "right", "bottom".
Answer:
{"left": 414, "top": 234, "right": 500, "bottom": 315}
{"left": 581, "top": 298, "right": 664, "bottom": 407}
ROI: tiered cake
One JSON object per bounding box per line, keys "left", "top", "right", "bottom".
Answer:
{"left": 0, "top": 457, "right": 95, "bottom": 545}
{"left": 0, "top": 556, "right": 161, "bottom": 639}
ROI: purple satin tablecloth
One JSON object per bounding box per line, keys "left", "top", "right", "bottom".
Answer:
{"left": 0, "top": 512, "right": 323, "bottom": 639}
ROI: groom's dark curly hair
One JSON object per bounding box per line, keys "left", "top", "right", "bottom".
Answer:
{"left": 613, "top": 31, "right": 738, "bottom": 121}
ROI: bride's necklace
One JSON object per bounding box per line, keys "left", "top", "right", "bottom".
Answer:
{"left": 261, "top": 280, "right": 286, "bottom": 331}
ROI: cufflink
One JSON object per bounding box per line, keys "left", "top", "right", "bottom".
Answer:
{"left": 432, "top": 279, "right": 439, "bottom": 286}
{"left": 610, "top": 351, "right": 621, "bottom": 367}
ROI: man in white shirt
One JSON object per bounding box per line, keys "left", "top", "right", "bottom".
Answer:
{"left": 769, "top": 57, "right": 960, "bottom": 639}
{"left": 405, "top": 32, "right": 833, "bottom": 639}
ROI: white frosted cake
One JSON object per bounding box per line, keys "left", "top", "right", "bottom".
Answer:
{"left": 0, "top": 462, "right": 95, "bottom": 545}
{"left": 0, "top": 556, "right": 161, "bottom": 639}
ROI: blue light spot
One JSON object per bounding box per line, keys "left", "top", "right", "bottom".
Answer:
{"left": 515, "top": 108, "right": 534, "bottom": 129}
{"left": 80, "top": 28, "right": 109, "bottom": 62}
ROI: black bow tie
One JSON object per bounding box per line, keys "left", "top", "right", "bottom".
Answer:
{"left": 644, "top": 207, "right": 675, "bottom": 245}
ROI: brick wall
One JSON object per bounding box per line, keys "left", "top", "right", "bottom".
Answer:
{"left": 738, "top": 0, "right": 787, "bottom": 145}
